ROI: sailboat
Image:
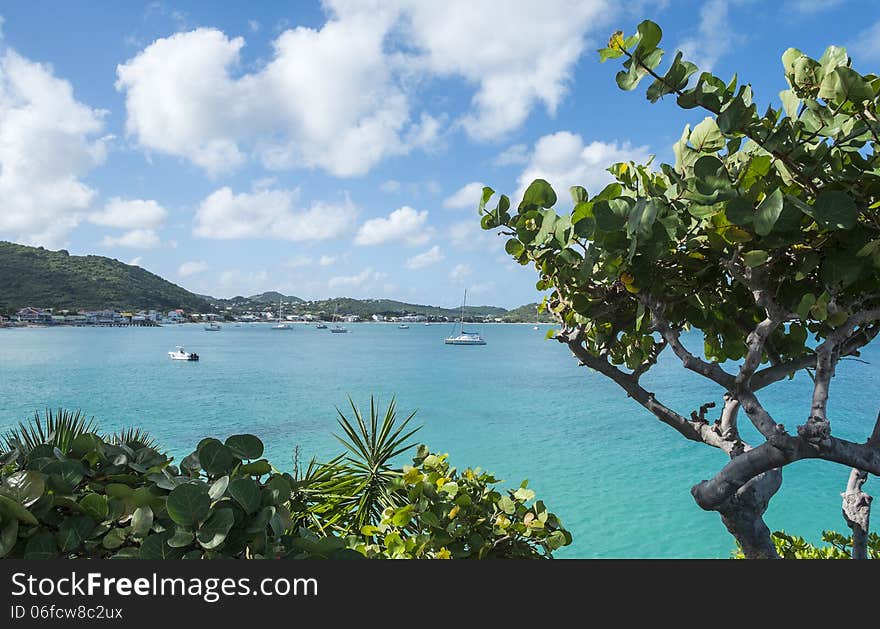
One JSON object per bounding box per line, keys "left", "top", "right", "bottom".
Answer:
{"left": 533, "top": 304, "right": 540, "bottom": 330}
{"left": 204, "top": 320, "right": 221, "bottom": 331}
{"left": 444, "top": 290, "right": 486, "bottom": 345}
{"left": 329, "top": 303, "right": 348, "bottom": 333}
{"left": 272, "top": 298, "right": 293, "bottom": 330}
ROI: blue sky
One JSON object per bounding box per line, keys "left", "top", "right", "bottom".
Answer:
{"left": 1, "top": 0, "right": 878, "bottom": 308}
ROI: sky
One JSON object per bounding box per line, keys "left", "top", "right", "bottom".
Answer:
{"left": 1, "top": 0, "right": 878, "bottom": 308}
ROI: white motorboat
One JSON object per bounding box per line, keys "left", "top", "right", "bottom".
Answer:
{"left": 168, "top": 346, "right": 199, "bottom": 361}
{"left": 204, "top": 321, "right": 221, "bottom": 331}
{"left": 445, "top": 289, "right": 486, "bottom": 345}
{"left": 398, "top": 324, "right": 409, "bottom": 329}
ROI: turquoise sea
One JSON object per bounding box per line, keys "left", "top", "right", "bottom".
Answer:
{"left": 1, "top": 322, "right": 878, "bottom": 558}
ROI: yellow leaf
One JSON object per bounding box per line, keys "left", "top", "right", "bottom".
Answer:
{"left": 435, "top": 548, "right": 451, "bottom": 559}
{"left": 448, "top": 505, "right": 460, "bottom": 519}
{"left": 609, "top": 30, "right": 625, "bottom": 50}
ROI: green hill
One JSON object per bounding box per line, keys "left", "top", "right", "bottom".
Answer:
{"left": 502, "top": 303, "right": 555, "bottom": 323}
{"left": 248, "top": 291, "right": 304, "bottom": 304}
{"left": 0, "top": 241, "right": 211, "bottom": 313}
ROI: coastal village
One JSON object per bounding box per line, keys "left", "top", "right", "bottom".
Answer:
{"left": 0, "top": 304, "right": 501, "bottom": 328}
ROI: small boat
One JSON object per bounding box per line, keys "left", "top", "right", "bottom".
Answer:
{"left": 315, "top": 323, "right": 327, "bottom": 329}
{"left": 445, "top": 289, "right": 486, "bottom": 345}
{"left": 398, "top": 324, "right": 409, "bottom": 329}
{"left": 168, "top": 346, "right": 199, "bottom": 361}
{"left": 204, "top": 321, "right": 221, "bottom": 331}
{"left": 272, "top": 298, "right": 293, "bottom": 330}
{"left": 533, "top": 305, "right": 539, "bottom": 330}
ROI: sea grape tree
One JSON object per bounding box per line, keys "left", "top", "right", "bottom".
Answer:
{"left": 479, "top": 20, "right": 880, "bottom": 558}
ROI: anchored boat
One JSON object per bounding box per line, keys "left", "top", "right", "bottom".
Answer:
{"left": 168, "top": 346, "right": 199, "bottom": 361}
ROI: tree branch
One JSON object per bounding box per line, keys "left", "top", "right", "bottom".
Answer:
{"left": 842, "top": 411, "right": 880, "bottom": 559}
{"left": 558, "top": 328, "right": 733, "bottom": 452}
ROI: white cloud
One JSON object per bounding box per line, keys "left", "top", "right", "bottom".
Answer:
{"left": 194, "top": 186, "right": 357, "bottom": 241}
{"left": 450, "top": 263, "right": 471, "bottom": 281}
{"left": 380, "top": 179, "right": 401, "bottom": 193}
{"left": 329, "top": 267, "right": 379, "bottom": 289}
{"left": 129, "top": 256, "right": 143, "bottom": 267}
{"left": 90, "top": 198, "right": 167, "bottom": 229}
{"left": 284, "top": 255, "right": 314, "bottom": 268}
{"left": 115, "top": 14, "right": 428, "bottom": 177}
{"left": 399, "top": 0, "right": 610, "bottom": 140}
{"left": 443, "top": 181, "right": 485, "bottom": 211}
{"left": 449, "top": 220, "right": 493, "bottom": 250}
{"left": 101, "top": 229, "right": 161, "bottom": 249}
{"left": 218, "top": 269, "right": 271, "bottom": 296}
{"left": 116, "top": 2, "right": 614, "bottom": 177}
{"left": 354, "top": 206, "right": 430, "bottom": 246}
{"left": 852, "top": 21, "right": 880, "bottom": 62}
{"left": 248, "top": 19, "right": 260, "bottom": 32}
{"left": 319, "top": 255, "right": 337, "bottom": 266}
{"left": 406, "top": 245, "right": 444, "bottom": 269}
{"left": 0, "top": 48, "right": 108, "bottom": 247}
{"left": 517, "top": 132, "right": 651, "bottom": 203}
{"left": 785, "top": 0, "right": 844, "bottom": 14}
{"left": 178, "top": 260, "right": 209, "bottom": 277}
{"left": 678, "top": 0, "right": 744, "bottom": 71}
{"left": 493, "top": 143, "right": 529, "bottom": 166}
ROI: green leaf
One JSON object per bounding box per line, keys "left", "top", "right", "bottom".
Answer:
{"left": 725, "top": 197, "right": 753, "bottom": 225}
{"left": 498, "top": 496, "right": 516, "bottom": 515}
{"left": 24, "top": 530, "right": 58, "bottom": 559}
{"left": 478, "top": 186, "right": 495, "bottom": 213}
{"left": 197, "top": 508, "right": 235, "bottom": 550}
{"left": 225, "top": 434, "right": 264, "bottom": 459}
{"left": 57, "top": 516, "right": 95, "bottom": 552}
{"left": 167, "top": 527, "right": 195, "bottom": 548}
{"left": 208, "top": 476, "right": 229, "bottom": 501}
{"left": 690, "top": 117, "right": 725, "bottom": 152}
{"left": 139, "top": 532, "right": 183, "bottom": 559}
{"left": 228, "top": 478, "right": 261, "bottom": 515}
{"left": 505, "top": 238, "right": 525, "bottom": 257}
{"left": 0, "top": 495, "right": 38, "bottom": 525}
{"left": 795, "top": 293, "right": 816, "bottom": 319}
{"left": 197, "top": 439, "right": 236, "bottom": 477}
{"left": 131, "top": 506, "right": 153, "bottom": 537}
{"left": 742, "top": 250, "right": 769, "bottom": 267}
{"left": 754, "top": 189, "right": 784, "bottom": 236}
{"left": 240, "top": 459, "right": 272, "bottom": 476}
{"left": 79, "top": 493, "right": 109, "bottom": 521}
{"left": 0, "top": 518, "right": 18, "bottom": 558}
{"left": 166, "top": 483, "right": 211, "bottom": 526}
{"left": 818, "top": 66, "right": 873, "bottom": 104}
{"left": 635, "top": 20, "right": 662, "bottom": 53}
{"left": 805, "top": 190, "right": 858, "bottom": 230}
{"left": 569, "top": 185, "right": 588, "bottom": 203}
{"left": 102, "top": 528, "right": 126, "bottom": 550}
{"left": 520, "top": 179, "right": 557, "bottom": 210}
{"left": 1, "top": 470, "right": 45, "bottom": 506}
{"left": 391, "top": 505, "right": 414, "bottom": 527}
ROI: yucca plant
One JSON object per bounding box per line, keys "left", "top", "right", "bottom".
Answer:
{"left": 331, "top": 397, "right": 421, "bottom": 533}
{"left": 108, "top": 427, "right": 161, "bottom": 451}
{"left": 0, "top": 408, "right": 98, "bottom": 457}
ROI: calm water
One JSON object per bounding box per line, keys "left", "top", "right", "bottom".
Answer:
{"left": 1, "top": 322, "right": 877, "bottom": 558}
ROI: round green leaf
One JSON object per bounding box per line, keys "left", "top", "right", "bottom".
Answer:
{"left": 1, "top": 470, "right": 45, "bottom": 507}
{"left": 224, "top": 434, "right": 264, "bottom": 460}
{"left": 754, "top": 189, "right": 783, "bottom": 236}
{"left": 24, "top": 530, "right": 58, "bottom": 559}
{"left": 0, "top": 495, "right": 38, "bottom": 525}
{"left": 79, "top": 493, "right": 109, "bottom": 521}
{"left": 57, "top": 516, "right": 95, "bottom": 552}
{"left": 197, "top": 440, "right": 236, "bottom": 476}
{"left": 102, "top": 528, "right": 127, "bottom": 550}
{"left": 166, "top": 483, "right": 211, "bottom": 526}
{"left": 0, "top": 519, "right": 19, "bottom": 558}
{"left": 228, "top": 478, "right": 261, "bottom": 515}
{"left": 131, "top": 506, "right": 153, "bottom": 537}
{"left": 139, "top": 532, "right": 183, "bottom": 559}
{"left": 807, "top": 190, "right": 858, "bottom": 230}
{"left": 196, "top": 508, "right": 235, "bottom": 550}
{"left": 520, "top": 179, "right": 557, "bottom": 210}
{"left": 208, "top": 475, "right": 229, "bottom": 501}
{"left": 167, "top": 527, "right": 195, "bottom": 548}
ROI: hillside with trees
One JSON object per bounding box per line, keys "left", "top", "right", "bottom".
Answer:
{"left": 0, "top": 241, "right": 211, "bottom": 313}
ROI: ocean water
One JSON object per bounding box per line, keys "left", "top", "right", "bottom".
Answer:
{"left": 1, "top": 322, "right": 877, "bottom": 558}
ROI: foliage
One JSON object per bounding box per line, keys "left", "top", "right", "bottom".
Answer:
{"left": 354, "top": 446, "right": 571, "bottom": 558}
{"left": 732, "top": 531, "right": 880, "bottom": 559}
{"left": 480, "top": 19, "right": 879, "bottom": 368}
{"left": 1, "top": 409, "right": 99, "bottom": 459}
{"left": 0, "top": 241, "right": 211, "bottom": 313}
{"left": 477, "top": 18, "right": 880, "bottom": 557}
{"left": 0, "top": 402, "right": 571, "bottom": 559}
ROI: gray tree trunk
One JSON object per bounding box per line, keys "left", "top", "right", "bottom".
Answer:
{"left": 841, "top": 468, "right": 871, "bottom": 559}
{"left": 715, "top": 468, "right": 782, "bottom": 559}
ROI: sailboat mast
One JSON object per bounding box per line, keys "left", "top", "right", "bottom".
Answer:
{"left": 461, "top": 289, "right": 466, "bottom": 331}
